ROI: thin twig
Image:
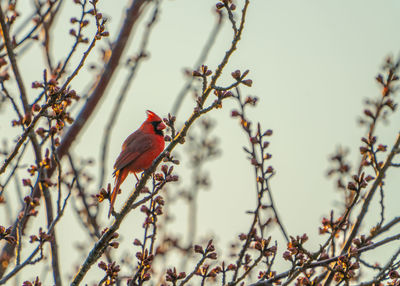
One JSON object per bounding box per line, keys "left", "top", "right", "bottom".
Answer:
{"left": 249, "top": 232, "right": 400, "bottom": 286}
{"left": 0, "top": 142, "right": 28, "bottom": 197}
{"left": 0, "top": 4, "right": 29, "bottom": 113}
{"left": 178, "top": 255, "right": 208, "bottom": 286}
{"left": 368, "top": 216, "right": 400, "bottom": 240}
{"left": 68, "top": 153, "right": 101, "bottom": 239}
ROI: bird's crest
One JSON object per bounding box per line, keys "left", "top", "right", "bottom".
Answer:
{"left": 146, "top": 110, "right": 162, "bottom": 122}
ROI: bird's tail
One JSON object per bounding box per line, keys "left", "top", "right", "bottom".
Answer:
{"left": 108, "top": 169, "right": 128, "bottom": 218}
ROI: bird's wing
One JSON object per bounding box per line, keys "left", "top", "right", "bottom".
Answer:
{"left": 113, "top": 133, "right": 154, "bottom": 173}
{"left": 121, "top": 129, "right": 141, "bottom": 150}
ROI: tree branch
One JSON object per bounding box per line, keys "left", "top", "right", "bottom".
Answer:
{"left": 250, "top": 232, "right": 400, "bottom": 286}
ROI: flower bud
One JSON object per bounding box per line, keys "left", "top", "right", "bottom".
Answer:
{"left": 31, "top": 104, "right": 41, "bottom": 113}
{"left": 242, "top": 79, "right": 253, "bottom": 87}
{"left": 216, "top": 2, "right": 224, "bottom": 9}
{"left": 231, "top": 70, "right": 241, "bottom": 80}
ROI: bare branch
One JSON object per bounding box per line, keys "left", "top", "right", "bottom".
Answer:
{"left": 250, "top": 233, "right": 400, "bottom": 286}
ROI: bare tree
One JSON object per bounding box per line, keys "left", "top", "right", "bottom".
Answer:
{"left": 0, "top": 0, "right": 399, "bottom": 285}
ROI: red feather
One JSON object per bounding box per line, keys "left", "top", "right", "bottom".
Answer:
{"left": 108, "top": 110, "right": 166, "bottom": 217}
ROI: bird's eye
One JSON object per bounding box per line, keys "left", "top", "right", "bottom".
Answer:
{"left": 151, "top": 121, "right": 165, "bottom": 135}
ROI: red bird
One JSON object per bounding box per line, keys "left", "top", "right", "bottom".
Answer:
{"left": 108, "top": 110, "right": 166, "bottom": 218}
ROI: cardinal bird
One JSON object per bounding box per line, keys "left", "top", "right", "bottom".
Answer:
{"left": 108, "top": 110, "right": 166, "bottom": 218}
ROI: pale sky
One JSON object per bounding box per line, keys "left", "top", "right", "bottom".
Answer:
{"left": 1, "top": 0, "right": 400, "bottom": 284}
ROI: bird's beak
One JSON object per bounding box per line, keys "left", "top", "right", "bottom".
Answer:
{"left": 157, "top": 121, "right": 166, "bottom": 130}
